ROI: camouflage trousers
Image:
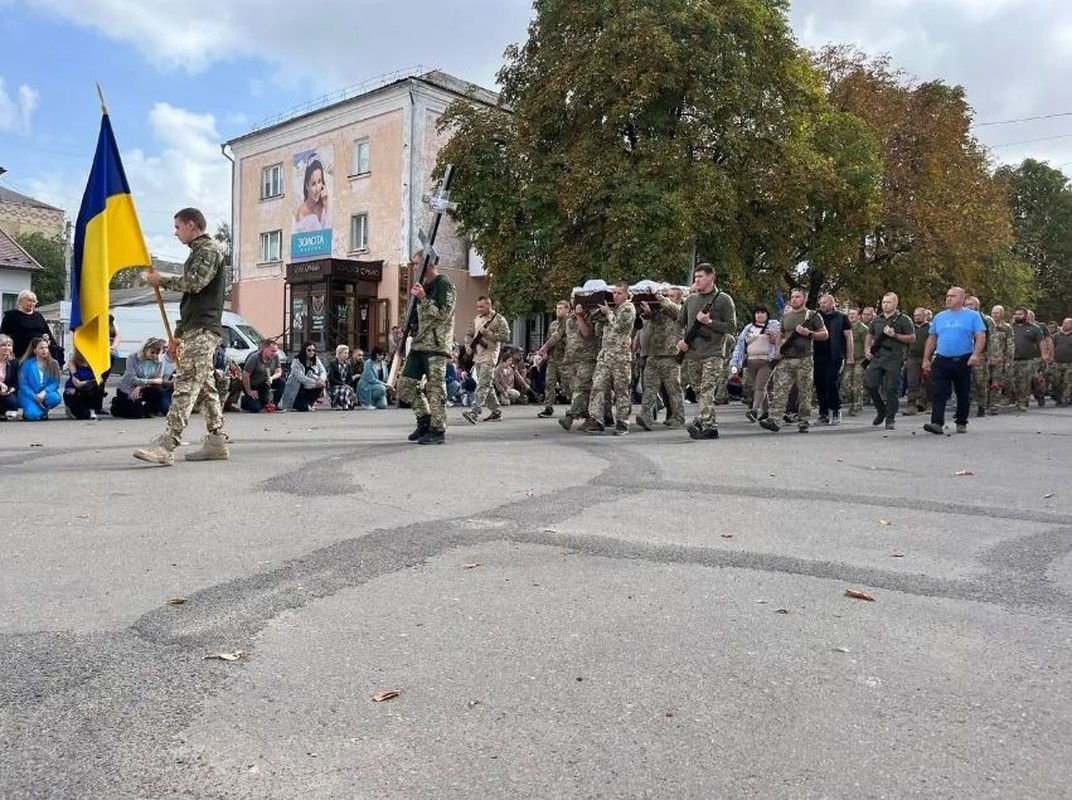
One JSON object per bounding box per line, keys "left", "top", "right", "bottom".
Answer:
{"left": 470, "top": 363, "right": 499, "bottom": 415}
{"left": 163, "top": 328, "right": 225, "bottom": 447}
{"left": 839, "top": 361, "right": 866, "bottom": 413}
{"left": 768, "top": 357, "right": 812, "bottom": 423}
{"left": 971, "top": 359, "right": 990, "bottom": 409}
{"left": 399, "top": 351, "right": 448, "bottom": 432}
{"left": 544, "top": 358, "right": 570, "bottom": 404}
{"left": 1050, "top": 363, "right": 1072, "bottom": 404}
{"left": 566, "top": 360, "right": 597, "bottom": 420}
{"left": 589, "top": 354, "right": 633, "bottom": 424}
{"left": 988, "top": 360, "right": 1009, "bottom": 408}
{"left": 641, "top": 356, "right": 685, "bottom": 424}
{"left": 713, "top": 355, "right": 731, "bottom": 404}
{"left": 1009, "top": 360, "right": 1035, "bottom": 407}
{"left": 905, "top": 358, "right": 931, "bottom": 410}
{"left": 683, "top": 355, "right": 726, "bottom": 428}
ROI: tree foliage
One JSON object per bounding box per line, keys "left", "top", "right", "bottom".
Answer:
{"left": 16, "top": 231, "right": 66, "bottom": 305}
{"left": 438, "top": 0, "right": 880, "bottom": 316}
{"left": 995, "top": 158, "right": 1072, "bottom": 319}
{"left": 815, "top": 46, "right": 1015, "bottom": 309}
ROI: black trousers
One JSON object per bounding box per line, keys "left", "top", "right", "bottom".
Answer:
{"left": 930, "top": 354, "right": 972, "bottom": 426}
{"left": 814, "top": 353, "right": 844, "bottom": 415}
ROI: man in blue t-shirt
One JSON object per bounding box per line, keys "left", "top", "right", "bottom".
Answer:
{"left": 921, "top": 286, "right": 986, "bottom": 434}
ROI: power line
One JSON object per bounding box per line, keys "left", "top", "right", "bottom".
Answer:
{"left": 975, "top": 111, "right": 1072, "bottom": 127}
{"left": 981, "top": 132, "right": 1072, "bottom": 147}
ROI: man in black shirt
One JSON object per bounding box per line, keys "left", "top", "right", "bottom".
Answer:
{"left": 813, "top": 294, "right": 853, "bottom": 425}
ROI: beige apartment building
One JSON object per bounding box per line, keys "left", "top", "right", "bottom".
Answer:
{"left": 226, "top": 70, "right": 496, "bottom": 355}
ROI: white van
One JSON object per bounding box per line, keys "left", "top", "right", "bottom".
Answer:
{"left": 110, "top": 303, "right": 287, "bottom": 367}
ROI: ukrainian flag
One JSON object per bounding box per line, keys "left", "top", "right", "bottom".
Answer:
{"left": 71, "top": 113, "right": 150, "bottom": 380}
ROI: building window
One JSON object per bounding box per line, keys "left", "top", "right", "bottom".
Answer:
{"left": 349, "top": 213, "right": 369, "bottom": 252}
{"left": 1, "top": 292, "right": 17, "bottom": 313}
{"left": 259, "top": 230, "right": 282, "bottom": 263}
{"left": 261, "top": 164, "right": 283, "bottom": 199}
{"left": 351, "top": 139, "right": 370, "bottom": 176}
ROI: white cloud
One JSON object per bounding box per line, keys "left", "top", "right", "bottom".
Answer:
{"left": 28, "top": 102, "right": 231, "bottom": 262}
{"left": 791, "top": 0, "right": 1072, "bottom": 168}
{"left": 27, "top": 0, "right": 532, "bottom": 91}
{"left": 0, "top": 77, "right": 39, "bottom": 132}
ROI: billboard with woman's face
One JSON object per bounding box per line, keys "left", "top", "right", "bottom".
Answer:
{"left": 291, "top": 146, "right": 333, "bottom": 260}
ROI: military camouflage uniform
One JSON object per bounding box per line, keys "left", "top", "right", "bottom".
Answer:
{"left": 638, "top": 295, "right": 685, "bottom": 427}
{"left": 988, "top": 320, "right": 1014, "bottom": 411}
{"left": 146, "top": 236, "right": 228, "bottom": 458}
{"left": 562, "top": 312, "right": 603, "bottom": 424}
{"left": 680, "top": 288, "right": 737, "bottom": 432}
{"left": 839, "top": 321, "right": 869, "bottom": 415}
{"left": 1009, "top": 322, "right": 1044, "bottom": 409}
{"left": 971, "top": 313, "right": 995, "bottom": 411}
{"left": 904, "top": 322, "right": 930, "bottom": 413}
{"left": 588, "top": 300, "right": 637, "bottom": 426}
{"left": 399, "top": 274, "right": 456, "bottom": 433}
{"left": 464, "top": 310, "right": 511, "bottom": 417}
{"left": 1051, "top": 330, "right": 1072, "bottom": 404}
{"left": 767, "top": 308, "right": 825, "bottom": 429}
{"left": 541, "top": 318, "right": 570, "bottom": 404}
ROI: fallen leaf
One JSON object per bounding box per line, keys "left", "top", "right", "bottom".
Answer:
{"left": 844, "top": 589, "right": 876, "bottom": 602}
{"left": 372, "top": 690, "right": 401, "bottom": 703}
{"left": 29, "top": 443, "right": 43, "bottom": 448}
{"left": 774, "top": 607, "right": 790, "bottom": 615}
{"left": 833, "top": 647, "right": 851, "bottom": 654}
{"left": 462, "top": 563, "right": 481, "bottom": 570}
{"left": 166, "top": 597, "right": 187, "bottom": 605}
{"left": 1044, "top": 493, "right": 1056, "bottom": 499}
{"left": 203, "top": 650, "right": 245, "bottom": 661}
{"left": 878, "top": 518, "right": 892, "bottom": 526}
{"left": 467, "top": 699, "right": 481, "bottom": 708}
{"left": 720, "top": 534, "right": 734, "bottom": 539}
{"left": 954, "top": 470, "right": 975, "bottom": 476}
{"left": 890, "top": 552, "right": 906, "bottom": 558}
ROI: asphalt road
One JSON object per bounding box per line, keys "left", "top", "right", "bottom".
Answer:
{"left": 1, "top": 400, "right": 1070, "bottom": 799}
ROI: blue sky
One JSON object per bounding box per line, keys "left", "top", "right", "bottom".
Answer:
{"left": 2, "top": 0, "right": 1071, "bottom": 262}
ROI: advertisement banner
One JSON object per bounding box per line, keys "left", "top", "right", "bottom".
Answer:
{"left": 290, "top": 145, "right": 334, "bottom": 260}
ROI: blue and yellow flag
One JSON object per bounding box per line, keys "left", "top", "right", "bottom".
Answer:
{"left": 71, "top": 113, "right": 150, "bottom": 380}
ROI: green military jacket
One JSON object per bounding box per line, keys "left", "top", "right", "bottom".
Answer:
{"left": 412, "top": 274, "right": 456, "bottom": 355}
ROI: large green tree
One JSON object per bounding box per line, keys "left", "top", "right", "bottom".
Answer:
{"left": 995, "top": 158, "right": 1072, "bottom": 319}
{"left": 438, "top": 0, "right": 878, "bottom": 315}
{"left": 15, "top": 231, "right": 66, "bottom": 305}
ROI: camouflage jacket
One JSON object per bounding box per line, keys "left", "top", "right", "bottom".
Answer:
{"left": 989, "top": 321, "right": 1014, "bottom": 364}
{"left": 411, "top": 274, "right": 456, "bottom": 355}
{"left": 597, "top": 301, "right": 636, "bottom": 362}
{"left": 563, "top": 313, "right": 599, "bottom": 364}
{"left": 645, "top": 295, "right": 683, "bottom": 357}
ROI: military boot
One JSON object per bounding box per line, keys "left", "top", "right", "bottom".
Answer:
{"left": 185, "top": 433, "right": 230, "bottom": 461}
{"left": 408, "top": 415, "right": 431, "bottom": 442}
{"left": 133, "top": 434, "right": 176, "bottom": 466}
{"left": 537, "top": 406, "right": 554, "bottom": 418}
{"left": 417, "top": 428, "right": 445, "bottom": 445}
{"left": 579, "top": 418, "right": 605, "bottom": 434}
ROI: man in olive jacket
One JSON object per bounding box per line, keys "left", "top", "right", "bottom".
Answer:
{"left": 676, "top": 263, "right": 736, "bottom": 440}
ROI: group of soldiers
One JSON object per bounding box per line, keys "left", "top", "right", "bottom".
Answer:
{"left": 397, "top": 255, "right": 1071, "bottom": 444}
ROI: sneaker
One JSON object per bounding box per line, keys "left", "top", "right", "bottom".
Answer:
{"left": 65, "top": 406, "right": 75, "bottom": 419}
{"left": 955, "top": 423, "right": 967, "bottom": 434}
{"left": 89, "top": 410, "right": 98, "bottom": 421}
{"left": 923, "top": 422, "right": 944, "bottom": 435}
{"left": 461, "top": 410, "right": 478, "bottom": 425}
{"left": 759, "top": 418, "right": 780, "bottom": 433}
{"left": 537, "top": 406, "right": 554, "bottom": 418}
{"left": 636, "top": 413, "right": 653, "bottom": 431}
{"left": 817, "top": 414, "right": 830, "bottom": 425}
{"left": 483, "top": 410, "right": 503, "bottom": 422}
{"left": 4, "top": 411, "right": 17, "bottom": 421}
{"left": 830, "top": 410, "right": 842, "bottom": 425}
{"left": 885, "top": 420, "right": 895, "bottom": 430}
{"left": 798, "top": 422, "right": 810, "bottom": 433}
{"left": 745, "top": 409, "right": 758, "bottom": 423}
{"left": 613, "top": 422, "right": 629, "bottom": 436}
